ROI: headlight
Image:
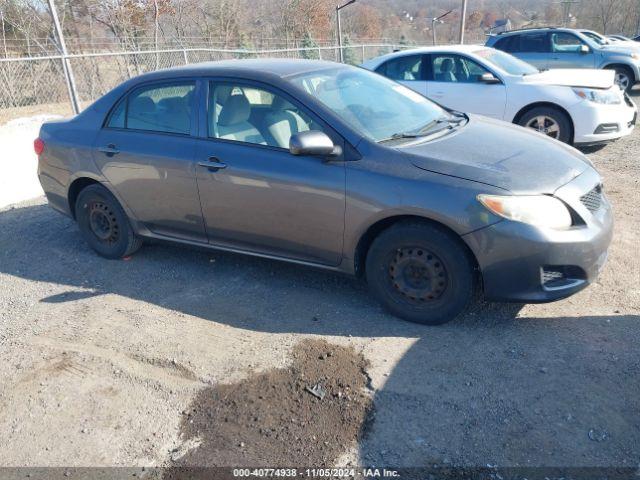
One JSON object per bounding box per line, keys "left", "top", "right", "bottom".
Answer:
{"left": 573, "top": 87, "right": 622, "bottom": 104}
{"left": 478, "top": 194, "right": 572, "bottom": 229}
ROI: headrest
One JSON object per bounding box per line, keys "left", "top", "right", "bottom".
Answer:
{"left": 271, "top": 96, "right": 295, "bottom": 111}
{"left": 441, "top": 58, "right": 454, "bottom": 72}
{"left": 130, "top": 96, "right": 155, "bottom": 114}
{"left": 216, "top": 85, "right": 234, "bottom": 106}
{"left": 218, "top": 95, "right": 251, "bottom": 126}
{"left": 159, "top": 97, "right": 186, "bottom": 113}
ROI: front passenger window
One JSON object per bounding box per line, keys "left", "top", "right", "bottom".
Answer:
{"left": 432, "top": 55, "right": 491, "bottom": 83}
{"left": 551, "top": 33, "right": 587, "bottom": 53}
{"left": 208, "top": 82, "right": 317, "bottom": 149}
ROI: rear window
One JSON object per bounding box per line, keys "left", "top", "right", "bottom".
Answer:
{"left": 107, "top": 82, "right": 195, "bottom": 135}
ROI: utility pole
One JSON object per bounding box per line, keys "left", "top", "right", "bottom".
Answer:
{"left": 48, "top": 0, "right": 80, "bottom": 114}
{"left": 336, "top": 0, "right": 356, "bottom": 63}
{"left": 431, "top": 10, "right": 453, "bottom": 46}
{"left": 0, "top": 8, "right": 8, "bottom": 58}
{"left": 459, "top": 0, "right": 468, "bottom": 44}
{"left": 555, "top": 0, "right": 580, "bottom": 27}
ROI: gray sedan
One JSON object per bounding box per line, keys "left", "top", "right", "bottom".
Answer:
{"left": 36, "top": 59, "right": 613, "bottom": 325}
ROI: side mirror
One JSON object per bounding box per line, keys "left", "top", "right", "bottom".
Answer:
{"left": 480, "top": 72, "right": 501, "bottom": 84}
{"left": 580, "top": 44, "right": 590, "bottom": 54}
{"left": 290, "top": 131, "right": 341, "bottom": 157}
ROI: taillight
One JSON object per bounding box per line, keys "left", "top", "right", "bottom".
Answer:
{"left": 34, "top": 138, "right": 45, "bottom": 155}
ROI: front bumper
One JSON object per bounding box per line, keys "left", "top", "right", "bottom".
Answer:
{"left": 463, "top": 169, "right": 613, "bottom": 303}
{"left": 571, "top": 94, "right": 637, "bottom": 145}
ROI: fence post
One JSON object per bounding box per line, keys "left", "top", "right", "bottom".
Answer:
{"left": 361, "top": 45, "right": 366, "bottom": 63}
{"left": 48, "top": 0, "right": 80, "bottom": 114}
{"left": 182, "top": 49, "right": 189, "bottom": 65}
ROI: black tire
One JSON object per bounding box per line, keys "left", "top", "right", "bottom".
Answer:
{"left": 517, "top": 106, "right": 572, "bottom": 144}
{"left": 365, "top": 222, "right": 475, "bottom": 325}
{"left": 607, "top": 65, "right": 634, "bottom": 93}
{"left": 75, "top": 184, "right": 142, "bottom": 259}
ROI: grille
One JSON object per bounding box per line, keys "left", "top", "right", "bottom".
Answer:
{"left": 580, "top": 185, "right": 603, "bottom": 213}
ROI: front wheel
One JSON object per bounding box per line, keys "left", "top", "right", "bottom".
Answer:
{"left": 365, "top": 222, "right": 475, "bottom": 325}
{"left": 609, "top": 66, "right": 634, "bottom": 92}
{"left": 518, "top": 107, "right": 572, "bottom": 144}
{"left": 75, "top": 184, "right": 142, "bottom": 259}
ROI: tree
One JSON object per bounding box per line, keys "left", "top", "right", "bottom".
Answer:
{"left": 341, "top": 34, "right": 357, "bottom": 65}
{"left": 300, "top": 31, "right": 319, "bottom": 59}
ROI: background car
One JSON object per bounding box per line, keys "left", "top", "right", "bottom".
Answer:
{"left": 608, "top": 35, "right": 633, "bottom": 42}
{"left": 36, "top": 59, "right": 613, "bottom": 325}
{"left": 363, "top": 45, "right": 637, "bottom": 146}
{"left": 486, "top": 27, "right": 640, "bottom": 91}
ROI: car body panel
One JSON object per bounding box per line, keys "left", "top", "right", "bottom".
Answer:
{"left": 37, "top": 59, "right": 614, "bottom": 303}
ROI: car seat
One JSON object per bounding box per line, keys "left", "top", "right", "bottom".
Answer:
{"left": 264, "top": 96, "right": 310, "bottom": 148}
{"left": 216, "top": 94, "right": 266, "bottom": 145}
{"left": 437, "top": 58, "right": 457, "bottom": 82}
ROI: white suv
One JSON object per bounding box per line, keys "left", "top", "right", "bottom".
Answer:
{"left": 363, "top": 45, "right": 637, "bottom": 146}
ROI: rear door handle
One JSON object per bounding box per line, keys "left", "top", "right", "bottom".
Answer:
{"left": 198, "top": 156, "right": 227, "bottom": 171}
{"left": 98, "top": 144, "right": 120, "bottom": 156}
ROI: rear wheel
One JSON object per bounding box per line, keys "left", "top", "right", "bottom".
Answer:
{"left": 365, "top": 222, "right": 475, "bottom": 325}
{"left": 518, "top": 106, "right": 572, "bottom": 144}
{"left": 75, "top": 184, "right": 142, "bottom": 259}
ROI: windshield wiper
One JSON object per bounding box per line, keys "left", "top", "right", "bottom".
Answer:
{"left": 379, "top": 115, "right": 467, "bottom": 143}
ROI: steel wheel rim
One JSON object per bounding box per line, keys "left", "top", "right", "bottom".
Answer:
{"left": 388, "top": 247, "right": 448, "bottom": 304}
{"left": 88, "top": 202, "right": 119, "bottom": 244}
{"left": 615, "top": 72, "right": 630, "bottom": 91}
{"left": 526, "top": 115, "right": 561, "bottom": 139}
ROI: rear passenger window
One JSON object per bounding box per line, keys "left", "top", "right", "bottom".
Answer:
{"left": 108, "top": 82, "right": 195, "bottom": 135}
{"left": 493, "top": 36, "right": 516, "bottom": 53}
{"left": 376, "top": 55, "right": 423, "bottom": 81}
{"left": 520, "top": 33, "right": 549, "bottom": 53}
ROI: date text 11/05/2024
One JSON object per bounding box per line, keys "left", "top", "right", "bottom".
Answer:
{"left": 232, "top": 468, "right": 400, "bottom": 477}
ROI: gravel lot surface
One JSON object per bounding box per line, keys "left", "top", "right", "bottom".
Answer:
{"left": 0, "top": 95, "right": 638, "bottom": 473}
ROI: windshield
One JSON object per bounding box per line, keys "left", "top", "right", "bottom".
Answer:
{"left": 474, "top": 48, "right": 539, "bottom": 75}
{"left": 581, "top": 31, "right": 609, "bottom": 45}
{"left": 289, "top": 66, "right": 452, "bottom": 143}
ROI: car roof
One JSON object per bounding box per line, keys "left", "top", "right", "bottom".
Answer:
{"left": 492, "top": 26, "right": 583, "bottom": 37}
{"left": 130, "top": 58, "right": 347, "bottom": 83}
{"left": 363, "top": 44, "right": 489, "bottom": 67}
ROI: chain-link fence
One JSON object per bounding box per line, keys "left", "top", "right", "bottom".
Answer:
{"left": 0, "top": 44, "right": 405, "bottom": 120}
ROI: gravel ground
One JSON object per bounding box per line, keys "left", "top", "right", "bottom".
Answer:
{"left": 0, "top": 96, "right": 638, "bottom": 473}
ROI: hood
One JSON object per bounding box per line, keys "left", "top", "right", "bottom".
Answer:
{"left": 601, "top": 42, "right": 640, "bottom": 53}
{"left": 521, "top": 68, "right": 615, "bottom": 89}
{"left": 399, "top": 115, "right": 591, "bottom": 194}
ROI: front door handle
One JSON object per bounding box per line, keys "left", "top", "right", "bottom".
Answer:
{"left": 198, "top": 157, "right": 227, "bottom": 171}
{"left": 98, "top": 144, "right": 120, "bottom": 156}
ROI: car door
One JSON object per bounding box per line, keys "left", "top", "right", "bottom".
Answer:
{"left": 548, "top": 32, "right": 596, "bottom": 69}
{"left": 425, "top": 54, "right": 507, "bottom": 119}
{"left": 375, "top": 54, "right": 427, "bottom": 96}
{"left": 93, "top": 80, "right": 207, "bottom": 242}
{"left": 194, "top": 80, "right": 346, "bottom": 266}
{"left": 513, "top": 32, "right": 551, "bottom": 70}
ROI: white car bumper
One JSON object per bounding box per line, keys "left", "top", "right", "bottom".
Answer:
{"left": 570, "top": 95, "right": 637, "bottom": 145}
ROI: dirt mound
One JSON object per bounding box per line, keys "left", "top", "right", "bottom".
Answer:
{"left": 169, "top": 339, "right": 372, "bottom": 471}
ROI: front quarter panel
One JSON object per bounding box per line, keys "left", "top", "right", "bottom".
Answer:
{"left": 342, "top": 141, "right": 505, "bottom": 270}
